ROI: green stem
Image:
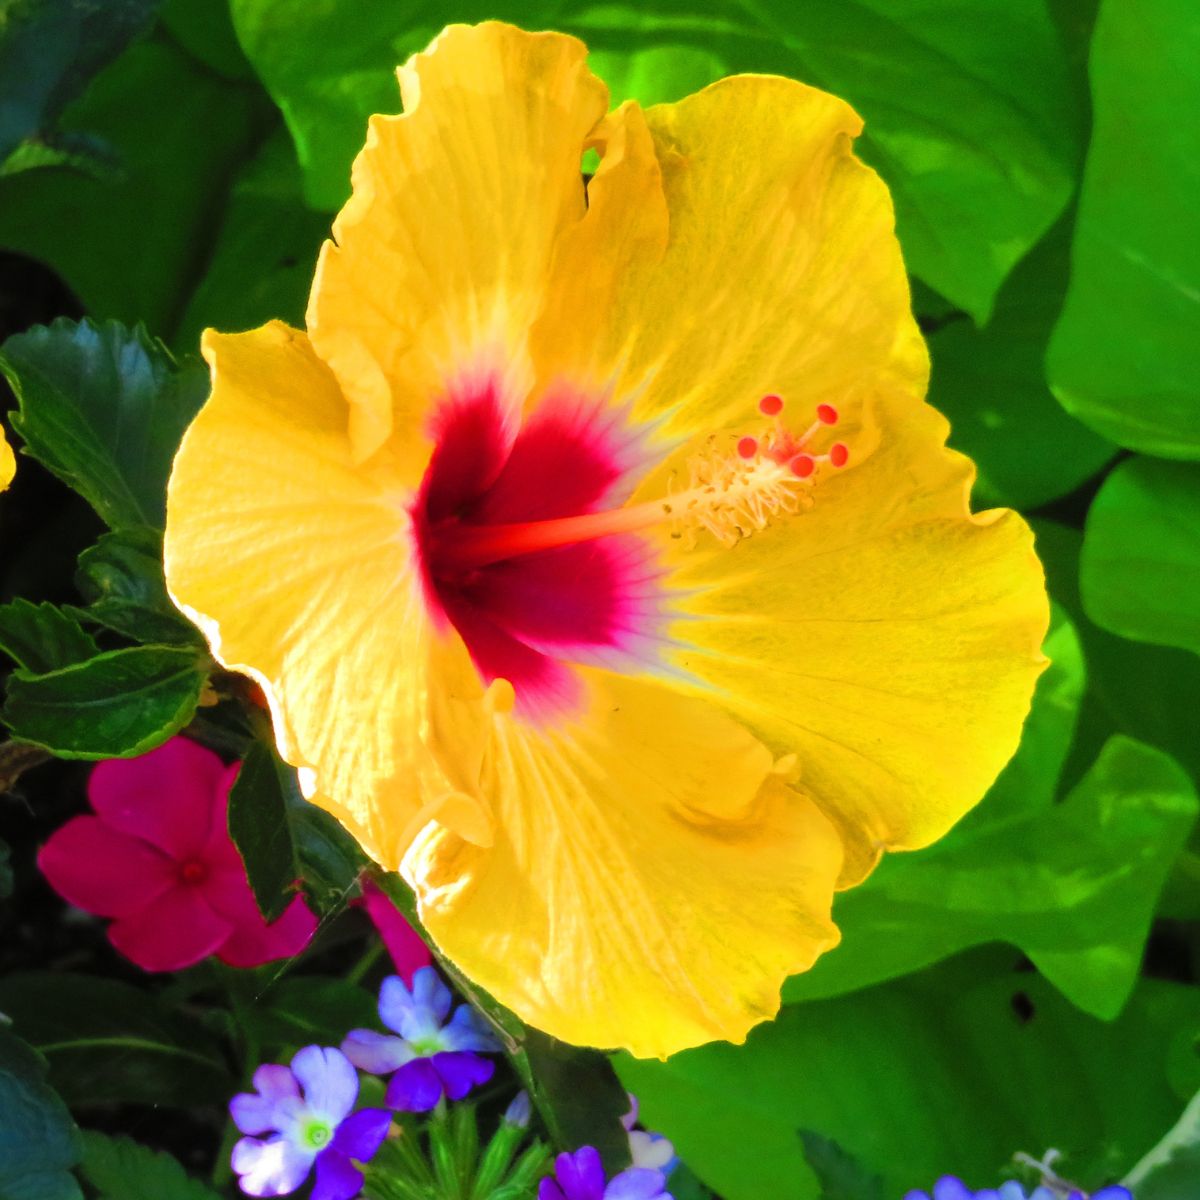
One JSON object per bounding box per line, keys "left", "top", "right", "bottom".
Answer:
{"left": 210, "top": 963, "right": 264, "bottom": 1188}
{"left": 346, "top": 939, "right": 387, "bottom": 986}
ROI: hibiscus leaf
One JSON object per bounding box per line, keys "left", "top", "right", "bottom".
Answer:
{"left": 68, "top": 526, "right": 202, "bottom": 647}
{"left": 0, "top": 318, "right": 207, "bottom": 531}
{"left": 229, "top": 0, "right": 1079, "bottom": 319}
{"left": 1047, "top": 0, "right": 1200, "bottom": 457}
{"left": 77, "top": 1130, "right": 220, "bottom": 1200}
{"left": 798, "top": 1132, "right": 885, "bottom": 1200}
{"left": 0, "top": 1027, "right": 81, "bottom": 1200}
{"left": 2, "top": 644, "right": 208, "bottom": 759}
{"left": 1124, "top": 1088, "right": 1200, "bottom": 1200}
{"left": 619, "top": 954, "right": 1200, "bottom": 1200}
{"left": 1080, "top": 458, "right": 1200, "bottom": 658}
{"left": 0, "top": 599, "right": 99, "bottom": 673}
{"left": 228, "top": 738, "right": 365, "bottom": 919}
{"left": 0, "top": 971, "right": 234, "bottom": 1110}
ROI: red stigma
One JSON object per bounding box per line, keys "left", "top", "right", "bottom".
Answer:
{"left": 758, "top": 394, "right": 784, "bottom": 417}
{"left": 789, "top": 454, "right": 815, "bottom": 478}
{"left": 737, "top": 436, "right": 759, "bottom": 459}
{"left": 829, "top": 442, "right": 849, "bottom": 468}
{"left": 816, "top": 404, "right": 839, "bottom": 425}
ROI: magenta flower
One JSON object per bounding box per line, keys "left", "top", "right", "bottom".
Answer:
{"left": 38, "top": 736, "right": 317, "bottom": 972}
{"left": 358, "top": 878, "right": 432, "bottom": 982}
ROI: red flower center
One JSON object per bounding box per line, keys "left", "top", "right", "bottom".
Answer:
{"left": 179, "top": 860, "right": 208, "bottom": 885}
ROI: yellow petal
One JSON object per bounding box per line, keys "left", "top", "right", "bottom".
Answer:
{"left": 407, "top": 669, "right": 842, "bottom": 1058}
{"left": 531, "top": 76, "right": 926, "bottom": 443}
{"left": 164, "top": 322, "right": 478, "bottom": 866}
{"left": 308, "top": 22, "right": 609, "bottom": 470}
{"left": 0, "top": 425, "right": 14, "bottom": 491}
{"left": 655, "top": 384, "right": 1049, "bottom": 885}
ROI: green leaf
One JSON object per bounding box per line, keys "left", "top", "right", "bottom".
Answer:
{"left": 229, "top": 738, "right": 364, "bottom": 917}
{"left": 0, "top": 1028, "right": 81, "bottom": 1200}
{"left": 1034, "top": 519, "right": 1200, "bottom": 785}
{"left": 798, "top": 1132, "right": 885, "bottom": 1200}
{"left": 78, "top": 1131, "right": 220, "bottom": 1200}
{"left": 0, "top": 318, "right": 207, "bottom": 530}
{"left": 785, "top": 736, "right": 1196, "bottom": 1019}
{"left": 1080, "top": 458, "right": 1200, "bottom": 656}
{"left": 619, "top": 955, "right": 1200, "bottom": 1200}
{"left": 0, "top": 599, "right": 98, "bottom": 672}
{"left": 0, "top": 0, "right": 158, "bottom": 163}
{"left": 2, "top": 644, "right": 207, "bottom": 759}
{"left": 929, "top": 215, "right": 1116, "bottom": 509}
{"left": 173, "top": 128, "right": 331, "bottom": 353}
{"left": 0, "top": 37, "right": 266, "bottom": 334}
{"left": 229, "top": 0, "right": 1079, "bottom": 318}
{"left": 1047, "top": 0, "right": 1200, "bottom": 457}
{"left": 71, "top": 527, "right": 201, "bottom": 646}
{"left": 0, "top": 971, "right": 234, "bottom": 1109}
{"left": 0, "top": 837, "right": 11, "bottom": 898}
{"left": 159, "top": 0, "right": 253, "bottom": 80}
{"left": 239, "top": 975, "right": 377, "bottom": 1054}
{"left": 1125, "top": 1088, "right": 1200, "bottom": 1200}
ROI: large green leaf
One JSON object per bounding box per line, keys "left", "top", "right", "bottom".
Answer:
{"left": 1080, "top": 458, "right": 1200, "bottom": 657}
{"left": 1125, "top": 1089, "right": 1200, "bottom": 1200}
{"left": 78, "top": 1131, "right": 220, "bottom": 1200}
{"left": 0, "top": 319, "right": 207, "bottom": 530}
{"left": 0, "top": 972, "right": 234, "bottom": 1109}
{"left": 0, "top": 0, "right": 158, "bottom": 165}
{"left": 173, "top": 128, "right": 330, "bottom": 352}
{"left": 929, "top": 216, "right": 1115, "bottom": 509}
{"left": 619, "top": 955, "right": 1200, "bottom": 1200}
{"left": 0, "top": 1029, "right": 81, "bottom": 1200}
{"left": 784, "top": 736, "right": 1196, "bottom": 1018}
{"left": 0, "top": 599, "right": 98, "bottom": 673}
{"left": 0, "top": 37, "right": 265, "bottom": 334}
{"left": 1047, "top": 0, "right": 1200, "bottom": 457}
{"left": 230, "top": 0, "right": 1079, "bottom": 318}
{"left": 3, "top": 644, "right": 207, "bottom": 758}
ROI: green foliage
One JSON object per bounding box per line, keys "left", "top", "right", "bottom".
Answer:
{"left": 0, "top": 1028, "right": 81, "bottom": 1200}
{"left": 798, "top": 1133, "right": 885, "bottom": 1200}
{"left": 0, "top": 318, "right": 207, "bottom": 530}
{"left": 0, "top": 599, "right": 98, "bottom": 673}
{"left": 229, "top": 0, "right": 1078, "bottom": 318}
{"left": 1048, "top": 0, "right": 1200, "bottom": 457}
{"left": 228, "top": 738, "right": 366, "bottom": 917}
{"left": 1125, "top": 1089, "right": 1200, "bottom": 1200}
{"left": 238, "top": 975, "right": 377, "bottom": 1054}
{"left": 0, "top": 971, "right": 234, "bottom": 1109}
{"left": 77, "top": 1130, "right": 219, "bottom": 1200}
{"left": 1081, "top": 458, "right": 1200, "bottom": 656}
{"left": 0, "top": 0, "right": 158, "bottom": 167}
{"left": 2, "top": 644, "right": 207, "bottom": 758}
{"left": 619, "top": 953, "right": 1200, "bottom": 1200}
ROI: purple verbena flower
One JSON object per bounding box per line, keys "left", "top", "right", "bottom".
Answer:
{"left": 621, "top": 1094, "right": 677, "bottom": 1175}
{"left": 230, "top": 1045, "right": 391, "bottom": 1200}
{"left": 341, "top": 966, "right": 500, "bottom": 1112}
{"left": 904, "top": 1178, "right": 1132, "bottom": 1200}
{"left": 538, "top": 1146, "right": 671, "bottom": 1200}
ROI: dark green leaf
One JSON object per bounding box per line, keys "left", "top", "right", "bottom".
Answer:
{"left": 798, "top": 1132, "right": 885, "bottom": 1200}
{"left": 929, "top": 216, "right": 1115, "bottom": 509}
{"left": 0, "top": 0, "right": 158, "bottom": 163}
{"left": 0, "top": 837, "right": 11, "bottom": 898}
{"left": 1081, "top": 458, "right": 1200, "bottom": 656}
{"left": 1125, "top": 1089, "right": 1200, "bottom": 1200}
{"left": 1047, "top": 0, "right": 1200, "bottom": 457}
{"left": 0, "top": 38, "right": 266, "bottom": 334}
{"left": 230, "top": 0, "right": 1079, "bottom": 318}
{"left": 0, "top": 971, "right": 234, "bottom": 1109}
{"left": 173, "top": 128, "right": 330, "bottom": 353}
{"left": 2, "top": 644, "right": 207, "bottom": 759}
{"left": 240, "top": 976, "right": 377, "bottom": 1055}
{"left": 619, "top": 955, "right": 1200, "bottom": 1200}
{"left": 0, "top": 599, "right": 98, "bottom": 672}
{"left": 0, "top": 318, "right": 207, "bottom": 530}
{"left": 229, "top": 738, "right": 364, "bottom": 917}
{"left": 159, "top": 0, "right": 252, "bottom": 79}
{"left": 72, "top": 527, "right": 201, "bottom": 645}
{"left": 78, "top": 1131, "right": 220, "bottom": 1200}
{"left": 0, "top": 1028, "right": 81, "bottom": 1200}
{"left": 0, "top": 130, "right": 120, "bottom": 180}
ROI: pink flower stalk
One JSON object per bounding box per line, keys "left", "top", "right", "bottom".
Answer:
{"left": 359, "top": 878, "right": 431, "bottom": 982}
{"left": 38, "top": 737, "right": 317, "bottom": 972}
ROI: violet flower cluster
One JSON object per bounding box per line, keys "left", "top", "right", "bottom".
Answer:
{"left": 229, "top": 967, "right": 500, "bottom": 1198}
{"left": 905, "top": 1177, "right": 1132, "bottom": 1200}
{"left": 540, "top": 1146, "right": 673, "bottom": 1200}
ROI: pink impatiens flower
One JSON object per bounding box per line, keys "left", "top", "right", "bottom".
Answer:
{"left": 358, "top": 878, "right": 431, "bottom": 983}
{"left": 38, "top": 736, "right": 317, "bottom": 972}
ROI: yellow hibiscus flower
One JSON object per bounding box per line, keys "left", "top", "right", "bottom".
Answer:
{"left": 165, "top": 22, "right": 1048, "bottom": 1058}
{"left": 1, "top": 424, "right": 14, "bottom": 491}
